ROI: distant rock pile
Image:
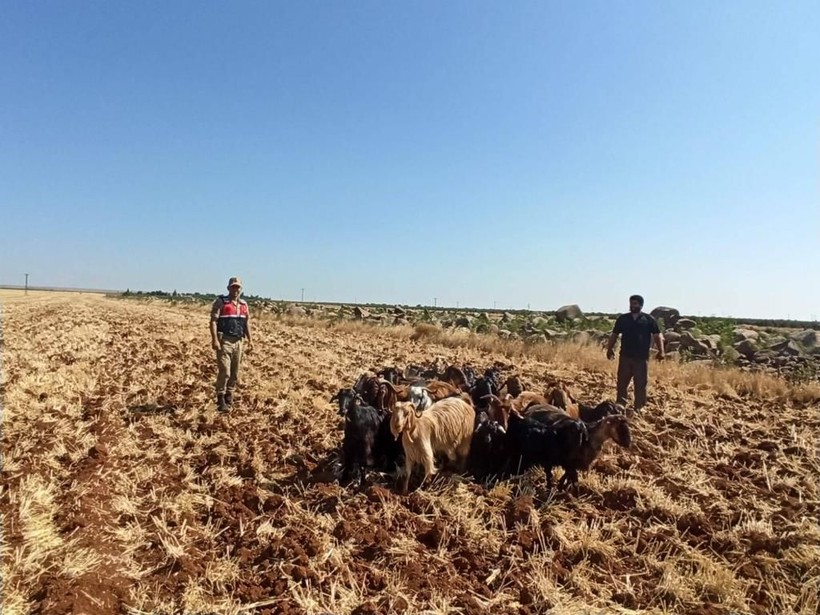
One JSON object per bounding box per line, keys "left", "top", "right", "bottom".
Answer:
{"left": 652, "top": 306, "right": 819, "bottom": 380}
{"left": 255, "top": 299, "right": 819, "bottom": 381}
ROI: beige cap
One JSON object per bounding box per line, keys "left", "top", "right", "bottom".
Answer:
{"left": 227, "top": 277, "right": 243, "bottom": 288}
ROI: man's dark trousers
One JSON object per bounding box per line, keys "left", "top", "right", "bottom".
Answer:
{"left": 617, "top": 356, "right": 648, "bottom": 409}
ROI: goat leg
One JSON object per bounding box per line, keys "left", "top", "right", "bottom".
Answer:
{"left": 398, "top": 457, "right": 413, "bottom": 495}
{"left": 544, "top": 464, "right": 554, "bottom": 491}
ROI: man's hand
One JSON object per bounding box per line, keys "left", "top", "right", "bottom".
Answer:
{"left": 657, "top": 351, "right": 665, "bottom": 361}
{"left": 212, "top": 339, "right": 222, "bottom": 351}
{"left": 606, "top": 348, "right": 615, "bottom": 361}
{"left": 246, "top": 340, "right": 254, "bottom": 352}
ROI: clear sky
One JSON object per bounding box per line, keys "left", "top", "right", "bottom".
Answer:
{"left": 1, "top": 1, "right": 818, "bottom": 319}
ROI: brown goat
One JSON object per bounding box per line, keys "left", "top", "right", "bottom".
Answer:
{"left": 545, "top": 382, "right": 579, "bottom": 418}
{"left": 376, "top": 379, "right": 400, "bottom": 411}
{"left": 500, "top": 375, "right": 525, "bottom": 398}
{"left": 576, "top": 400, "right": 626, "bottom": 422}
{"left": 511, "top": 391, "right": 549, "bottom": 413}
{"left": 558, "top": 414, "right": 631, "bottom": 488}
{"left": 483, "top": 394, "right": 514, "bottom": 431}
{"left": 441, "top": 365, "right": 470, "bottom": 391}
{"left": 523, "top": 403, "right": 569, "bottom": 421}
{"left": 424, "top": 380, "right": 462, "bottom": 401}
{"left": 389, "top": 398, "right": 475, "bottom": 494}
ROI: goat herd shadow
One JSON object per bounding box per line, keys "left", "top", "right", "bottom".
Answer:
{"left": 267, "top": 448, "right": 587, "bottom": 506}
{"left": 123, "top": 401, "right": 588, "bottom": 504}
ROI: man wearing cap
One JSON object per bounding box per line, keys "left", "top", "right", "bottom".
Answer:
{"left": 605, "top": 294, "right": 664, "bottom": 411}
{"left": 210, "top": 277, "right": 253, "bottom": 412}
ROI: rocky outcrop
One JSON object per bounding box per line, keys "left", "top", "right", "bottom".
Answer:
{"left": 454, "top": 315, "right": 474, "bottom": 329}
{"left": 554, "top": 305, "right": 583, "bottom": 322}
{"left": 674, "top": 318, "right": 697, "bottom": 331}
{"left": 680, "top": 331, "right": 712, "bottom": 356}
{"left": 664, "top": 331, "right": 682, "bottom": 344}
{"left": 733, "top": 328, "right": 759, "bottom": 343}
{"left": 769, "top": 339, "right": 803, "bottom": 357}
{"left": 650, "top": 306, "right": 680, "bottom": 328}
{"left": 790, "top": 329, "right": 818, "bottom": 350}
{"left": 733, "top": 338, "right": 757, "bottom": 357}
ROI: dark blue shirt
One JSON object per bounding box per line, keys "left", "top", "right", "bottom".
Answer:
{"left": 613, "top": 312, "right": 660, "bottom": 360}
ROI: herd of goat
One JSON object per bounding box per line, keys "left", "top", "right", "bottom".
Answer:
{"left": 330, "top": 362, "right": 632, "bottom": 494}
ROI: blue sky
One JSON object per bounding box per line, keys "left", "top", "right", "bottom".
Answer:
{"left": 1, "top": 1, "right": 818, "bottom": 319}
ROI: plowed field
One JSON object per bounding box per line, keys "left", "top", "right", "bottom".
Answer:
{"left": 1, "top": 292, "right": 818, "bottom": 615}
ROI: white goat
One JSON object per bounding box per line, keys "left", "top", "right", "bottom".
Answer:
{"left": 408, "top": 385, "right": 433, "bottom": 413}
{"left": 389, "top": 397, "right": 474, "bottom": 494}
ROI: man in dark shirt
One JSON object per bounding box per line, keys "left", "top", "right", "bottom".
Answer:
{"left": 606, "top": 294, "right": 664, "bottom": 411}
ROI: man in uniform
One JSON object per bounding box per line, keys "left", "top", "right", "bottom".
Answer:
{"left": 210, "top": 277, "right": 253, "bottom": 412}
{"left": 606, "top": 294, "right": 664, "bottom": 411}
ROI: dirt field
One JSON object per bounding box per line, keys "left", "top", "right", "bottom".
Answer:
{"left": 1, "top": 292, "right": 818, "bottom": 615}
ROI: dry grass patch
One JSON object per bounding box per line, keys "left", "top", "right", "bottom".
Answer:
{"left": 2, "top": 294, "right": 818, "bottom": 614}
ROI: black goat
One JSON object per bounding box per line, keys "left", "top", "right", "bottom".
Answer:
{"left": 484, "top": 367, "right": 502, "bottom": 391}
{"left": 470, "top": 377, "right": 495, "bottom": 412}
{"left": 373, "top": 411, "right": 404, "bottom": 474}
{"left": 469, "top": 420, "right": 507, "bottom": 482}
{"left": 330, "top": 388, "right": 358, "bottom": 416}
{"left": 507, "top": 410, "right": 631, "bottom": 489}
{"left": 377, "top": 367, "right": 401, "bottom": 385}
{"left": 504, "top": 412, "right": 585, "bottom": 489}
{"left": 462, "top": 365, "right": 478, "bottom": 389}
{"left": 340, "top": 397, "right": 385, "bottom": 487}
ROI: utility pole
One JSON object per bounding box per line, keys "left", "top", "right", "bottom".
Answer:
{"left": 434, "top": 297, "right": 437, "bottom": 308}
{"left": 301, "top": 288, "right": 305, "bottom": 302}
{"left": 25, "top": 273, "right": 29, "bottom": 295}
{"left": 493, "top": 300, "right": 497, "bottom": 310}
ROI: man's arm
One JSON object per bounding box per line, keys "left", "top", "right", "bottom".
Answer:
{"left": 651, "top": 318, "right": 664, "bottom": 359}
{"left": 210, "top": 301, "right": 221, "bottom": 350}
{"left": 654, "top": 333, "right": 665, "bottom": 359}
{"left": 245, "top": 311, "right": 253, "bottom": 349}
{"left": 606, "top": 317, "right": 621, "bottom": 360}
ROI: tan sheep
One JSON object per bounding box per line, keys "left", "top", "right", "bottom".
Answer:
{"left": 389, "top": 397, "right": 474, "bottom": 494}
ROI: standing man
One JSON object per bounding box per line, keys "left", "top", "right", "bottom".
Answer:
{"left": 606, "top": 294, "right": 664, "bottom": 411}
{"left": 211, "top": 277, "right": 253, "bottom": 412}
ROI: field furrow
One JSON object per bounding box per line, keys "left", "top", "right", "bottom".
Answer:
{"left": 2, "top": 293, "right": 818, "bottom": 615}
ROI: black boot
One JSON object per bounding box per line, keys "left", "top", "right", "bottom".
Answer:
{"left": 217, "top": 394, "right": 229, "bottom": 413}
{"left": 224, "top": 391, "right": 233, "bottom": 407}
